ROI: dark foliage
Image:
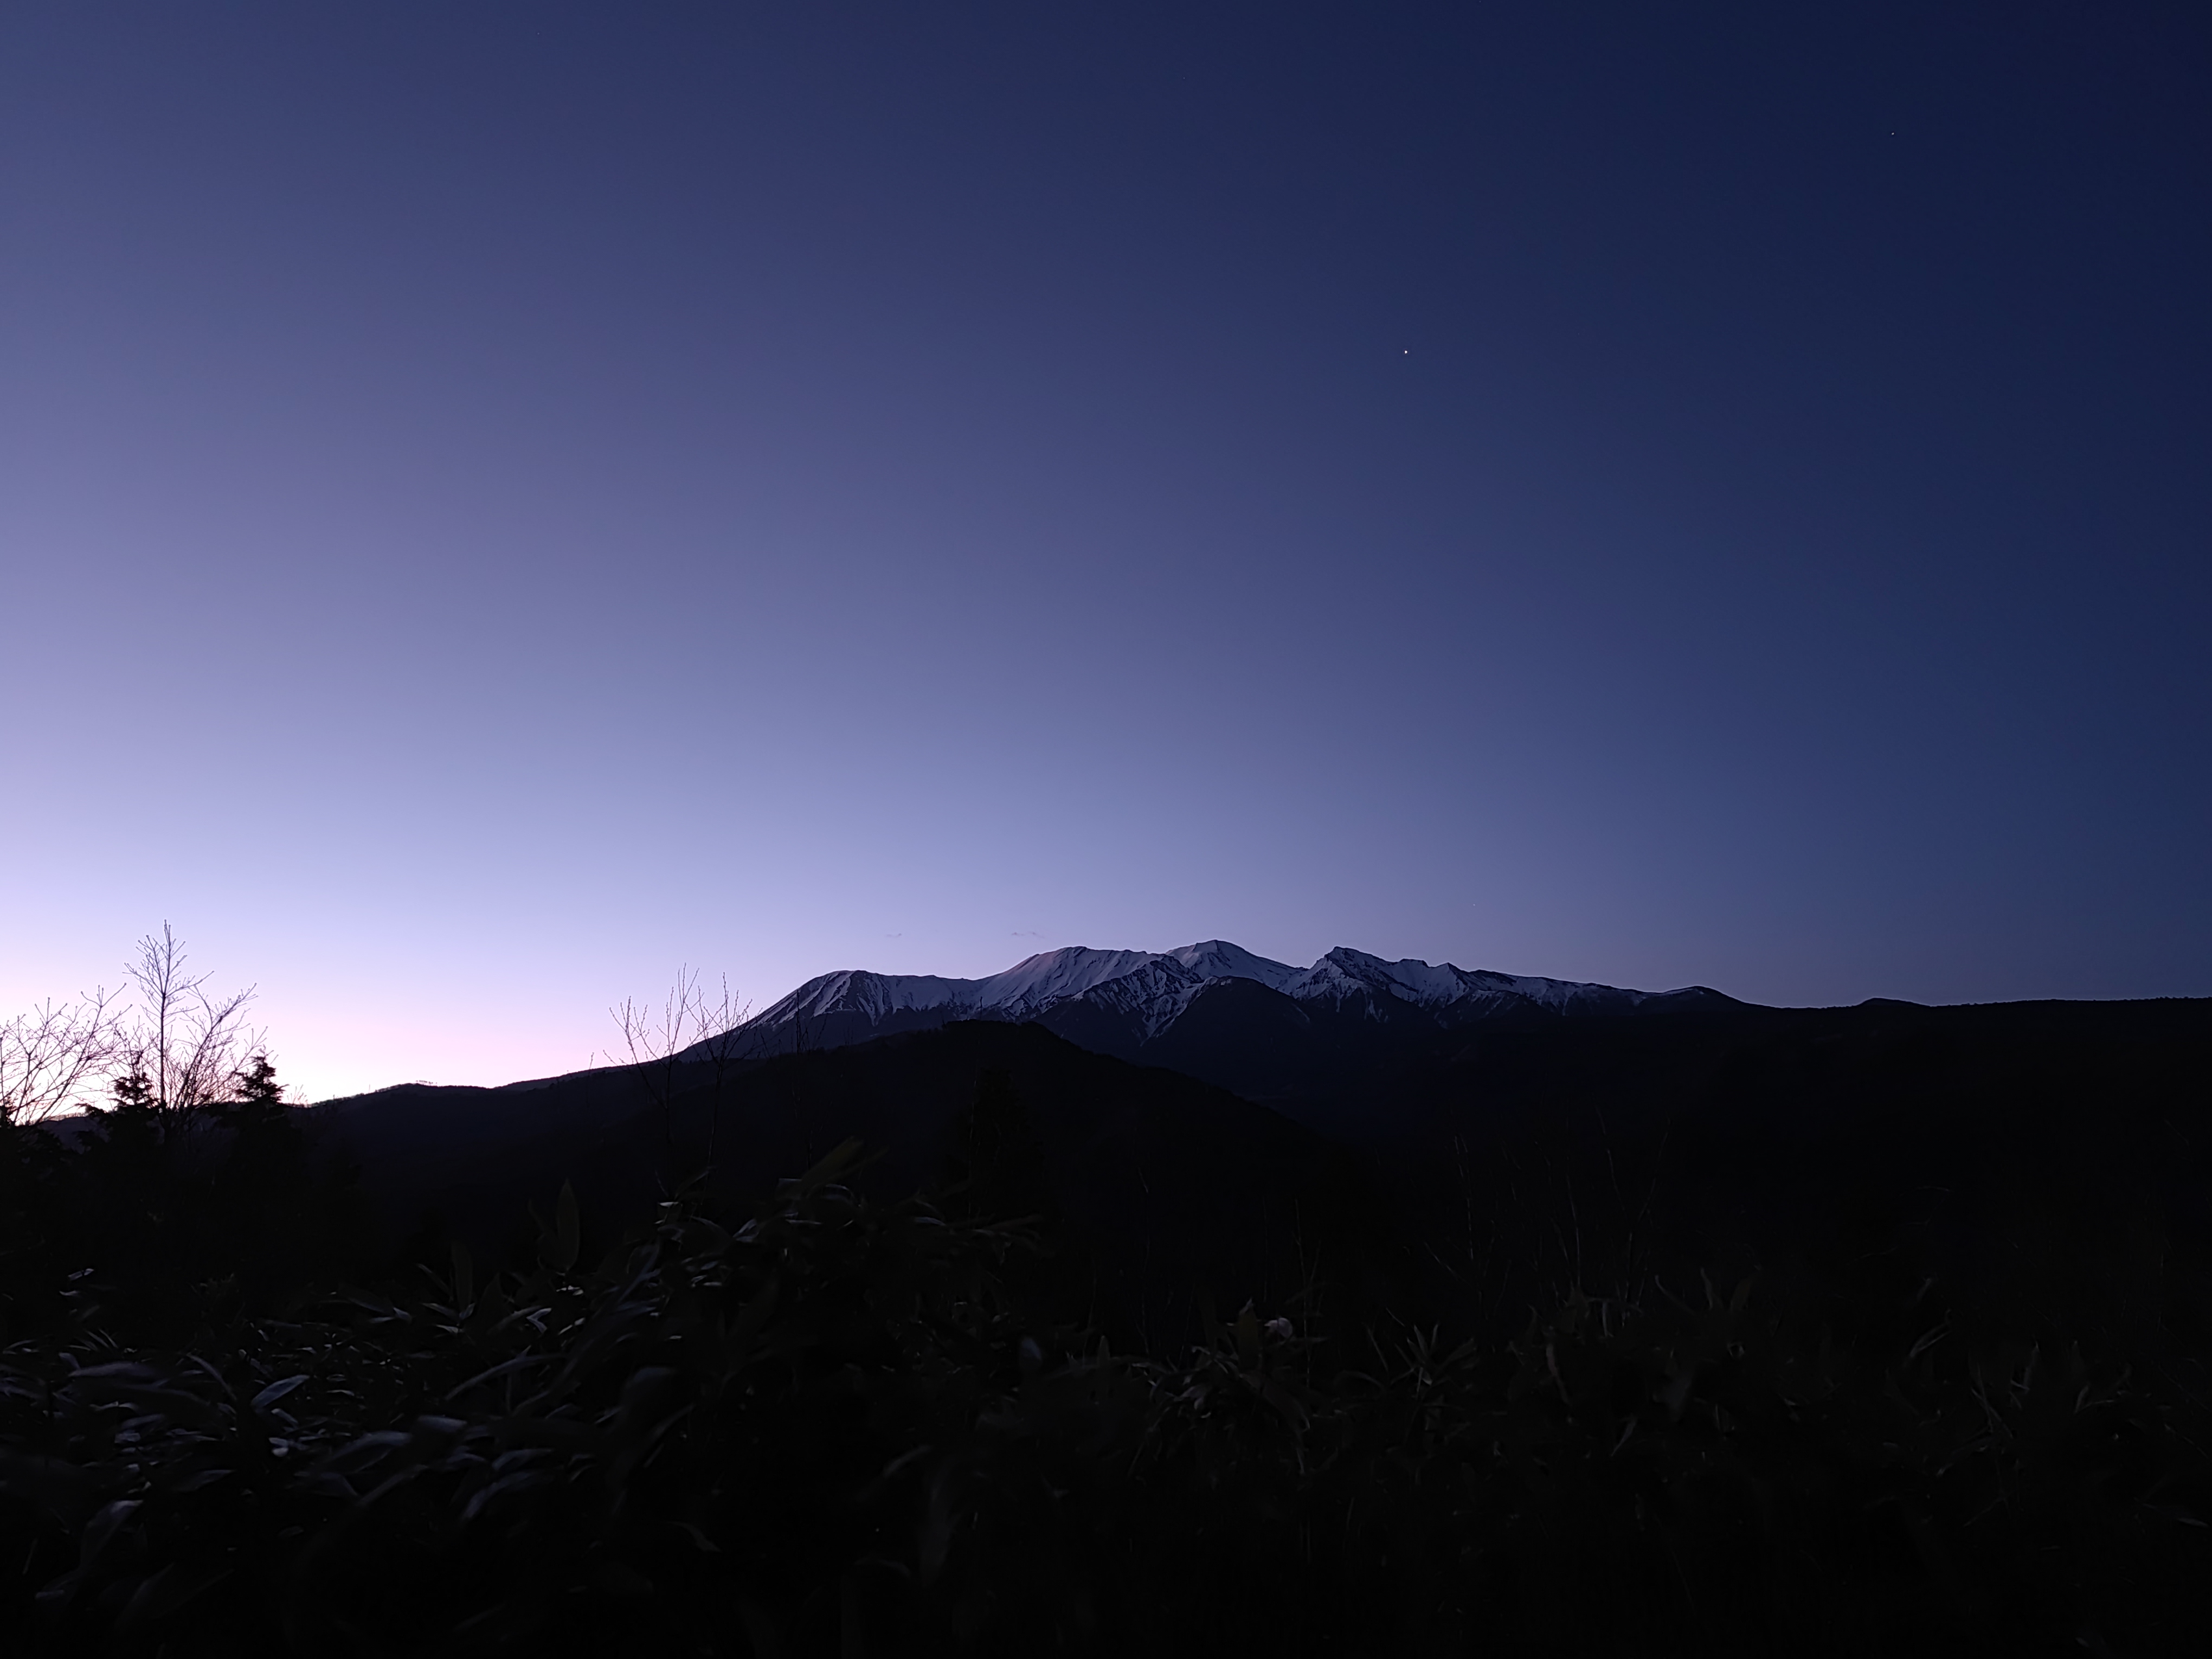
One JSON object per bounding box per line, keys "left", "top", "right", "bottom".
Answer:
{"left": 1, "top": 1039, "right": 2209, "bottom": 1654}
{"left": 317, "top": 1024, "right": 1427, "bottom": 1353}
{"left": 2, "top": 1060, "right": 371, "bottom": 1349}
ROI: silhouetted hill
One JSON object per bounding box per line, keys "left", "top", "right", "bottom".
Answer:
{"left": 316, "top": 994, "right": 2212, "bottom": 1349}
{"left": 1323, "top": 995, "right": 2212, "bottom": 1342}
{"left": 707, "top": 940, "right": 1739, "bottom": 1076}
{"left": 11, "top": 996, "right": 2212, "bottom": 1654}
{"left": 312, "top": 1021, "right": 1417, "bottom": 1346}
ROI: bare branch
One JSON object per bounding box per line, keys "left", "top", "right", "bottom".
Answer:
{"left": 692, "top": 974, "right": 753, "bottom": 1162}
{"left": 119, "top": 923, "right": 258, "bottom": 1121}
{"left": 605, "top": 966, "right": 747, "bottom": 1150}
{"left": 170, "top": 983, "right": 263, "bottom": 1112}
{"left": 0, "top": 986, "right": 124, "bottom": 1126}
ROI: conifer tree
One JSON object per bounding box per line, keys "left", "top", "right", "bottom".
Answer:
{"left": 89, "top": 1059, "right": 167, "bottom": 1193}
{"left": 110, "top": 1063, "right": 156, "bottom": 1115}
{"left": 221, "top": 1051, "right": 286, "bottom": 1131}
{"left": 235, "top": 1052, "right": 281, "bottom": 1106}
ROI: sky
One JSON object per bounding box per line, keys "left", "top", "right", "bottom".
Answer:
{"left": 4, "top": 2, "right": 2208, "bottom": 1101}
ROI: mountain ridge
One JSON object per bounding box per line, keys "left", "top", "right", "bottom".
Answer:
{"left": 690, "top": 941, "right": 1741, "bottom": 1092}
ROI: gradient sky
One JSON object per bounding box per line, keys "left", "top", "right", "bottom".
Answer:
{"left": 5, "top": 3, "right": 2208, "bottom": 1101}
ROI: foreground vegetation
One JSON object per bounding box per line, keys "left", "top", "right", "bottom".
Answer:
{"left": 1, "top": 1069, "right": 2209, "bottom": 1656}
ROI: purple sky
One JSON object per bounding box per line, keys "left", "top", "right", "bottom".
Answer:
{"left": 5, "top": 3, "right": 2208, "bottom": 1100}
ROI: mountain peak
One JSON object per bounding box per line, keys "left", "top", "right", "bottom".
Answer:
{"left": 654, "top": 939, "right": 1744, "bottom": 1105}
{"left": 711, "top": 940, "right": 1728, "bottom": 1058}
{"left": 1163, "top": 940, "right": 1303, "bottom": 992}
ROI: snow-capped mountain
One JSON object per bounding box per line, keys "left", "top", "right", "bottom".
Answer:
{"left": 759, "top": 946, "right": 1166, "bottom": 1030}
{"left": 700, "top": 942, "right": 1733, "bottom": 1082}
{"left": 1278, "top": 949, "right": 1686, "bottom": 1018}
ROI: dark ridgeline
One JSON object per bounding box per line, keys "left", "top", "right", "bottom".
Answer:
{"left": 311, "top": 990, "right": 2212, "bottom": 1356}
{"left": 314, "top": 1021, "right": 1420, "bottom": 1353}
{"left": 689, "top": 942, "right": 1746, "bottom": 1100}
{"left": 0, "top": 997, "right": 2207, "bottom": 1654}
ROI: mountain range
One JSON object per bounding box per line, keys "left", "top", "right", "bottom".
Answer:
{"left": 690, "top": 942, "right": 1737, "bottom": 1104}
{"left": 307, "top": 940, "right": 2212, "bottom": 1352}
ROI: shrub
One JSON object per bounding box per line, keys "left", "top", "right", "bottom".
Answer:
{"left": 1, "top": 1135, "right": 2208, "bottom": 1655}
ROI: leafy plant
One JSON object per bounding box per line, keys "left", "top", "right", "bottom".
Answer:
{"left": 1, "top": 1111, "right": 2209, "bottom": 1655}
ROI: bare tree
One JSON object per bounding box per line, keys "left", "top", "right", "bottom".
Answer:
{"left": 607, "top": 967, "right": 709, "bottom": 1148}
{"left": 0, "top": 986, "right": 124, "bottom": 1127}
{"left": 121, "top": 923, "right": 261, "bottom": 1120}
{"left": 606, "top": 968, "right": 751, "bottom": 1153}
{"left": 690, "top": 975, "right": 753, "bottom": 1162}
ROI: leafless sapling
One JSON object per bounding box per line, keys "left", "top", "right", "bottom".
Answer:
{"left": 120, "top": 923, "right": 262, "bottom": 1131}
{"left": 0, "top": 985, "right": 124, "bottom": 1126}
{"left": 688, "top": 974, "right": 754, "bottom": 1163}
{"left": 606, "top": 969, "right": 758, "bottom": 1160}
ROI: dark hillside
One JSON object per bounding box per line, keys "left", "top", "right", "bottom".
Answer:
{"left": 314, "top": 997, "right": 2212, "bottom": 1353}
{"left": 5, "top": 1000, "right": 2211, "bottom": 1654}
{"left": 1062, "top": 971, "right": 1742, "bottom": 1111}
{"left": 313, "top": 1022, "right": 1417, "bottom": 1346}
{"left": 1330, "top": 996, "right": 2212, "bottom": 1345}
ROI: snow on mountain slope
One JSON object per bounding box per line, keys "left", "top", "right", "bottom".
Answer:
{"left": 1164, "top": 940, "right": 1303, "bottom": 992}
{"left": 750, "top": 947, "right": 1168, "bottom": 1032}
{"left": 721, "top": 941, "right": 1719, "bottom": 1058}
{"left": 775, "top": 970, "right": 972, "bottom": 1024}
{"left": 976, "top": 948, "right": 1163, "bottom": 1014}
{"left": 1058, "top": 955, "right": 1213, "bottom": 1038}
{"left": 1285, "top": 947, "right": 1471, "bottom": 1008}
{"left": 1282, "top": 947, "right": 1673, "bottom": 1017}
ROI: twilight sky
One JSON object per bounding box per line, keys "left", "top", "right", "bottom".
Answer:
{"left": 4, "top": 2, "right": 2208, "bottom": 1100}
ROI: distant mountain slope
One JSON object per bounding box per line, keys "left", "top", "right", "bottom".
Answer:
{"left": 312, "top": 995, "right": 2212, "bottom": 1349}
{"left": 310, "top": 1021, "right": 1419, "bottom": 1345}
{"left": 691, "top": 940, "right": 1739, "bottom": 1101}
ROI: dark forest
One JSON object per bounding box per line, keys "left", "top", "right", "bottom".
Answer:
{"left": 3, "top": 999, "right": 2208, "bottom": 1654}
